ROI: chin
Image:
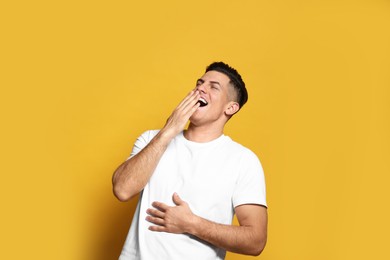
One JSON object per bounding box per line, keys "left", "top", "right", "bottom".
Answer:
{"left": 189, "top": 113, "right": 204, "bottom": 124}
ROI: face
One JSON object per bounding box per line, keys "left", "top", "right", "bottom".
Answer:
{"left": 190, "top": 70, "right": 239, "bottom": 125}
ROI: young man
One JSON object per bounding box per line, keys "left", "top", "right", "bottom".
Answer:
{"left": 113, "top": 62, "right": 267, "bottom": 259}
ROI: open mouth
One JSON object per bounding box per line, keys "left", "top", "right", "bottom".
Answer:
{"left": 197, "top": 97, "right": 208, "bottom": 107}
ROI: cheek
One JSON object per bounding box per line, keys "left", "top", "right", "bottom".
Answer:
{"left": 212, "top": 93, "right": 229, "bottom": 106}
{"left": 211, "top": 98, "right": 229, "bottom": 113}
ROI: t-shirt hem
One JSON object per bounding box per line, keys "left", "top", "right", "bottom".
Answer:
{"left": 234, "top": 201, "right": 268, "bottom": 209}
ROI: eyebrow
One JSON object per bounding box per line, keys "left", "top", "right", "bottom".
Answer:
{"left": 210, "top": 81, "right": 221, "bottom": 87}
{"left": 196, "top": 79, "right": 222, "bottom": 87}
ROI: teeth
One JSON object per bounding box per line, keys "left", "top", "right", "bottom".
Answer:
{"left": 198, "top": 97, "right": 208, "bottom": 107}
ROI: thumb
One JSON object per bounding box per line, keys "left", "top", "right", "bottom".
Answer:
{"left": 172, "top": 192, "right": 183, "bottom": 206}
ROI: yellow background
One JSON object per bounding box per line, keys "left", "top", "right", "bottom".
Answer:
{"left": 1, "top": 0, "right": 389, "bottom": 259}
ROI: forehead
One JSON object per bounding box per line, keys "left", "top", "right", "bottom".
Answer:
{"left": 200, "top": 70, "right": 230, "bottom": 85}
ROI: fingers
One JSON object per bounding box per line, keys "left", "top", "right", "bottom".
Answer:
{"left": 145, "top": 205, "right": 166, "bottom": 228}
{"left": 146, "top": 215, "right": 165, "bottom": 226}
{"left": 146, "top": 208, "right": 165, "bottom": 218}
{"left": 177, "top": 90, "right": 196, "bottom": 107}
{"left": 172, "top": 192, "right": 183, "bottom": 206}
{"left": 187, "top": 101, "right": 201, "bottom": 116}
{"left": 145, "top": 202, "right": 168, "bottom": 223}
{"left": 162, "top": 90, "right": 200, "bottom": 136}
{"left": 179, "top": 92, "right": 201, "bottom": 121}
{"left": 152, "top": 201, "right": 169, "bottom": 211}
{"left": 176, "top": 90, "right": 200, "bottom": 114}
{"left": 146, "top": 196, "right": 189, "bottom": 234}
{"left": 146, "top": 203, "right": 168, "bottom": 230}
{"left": 148, "top": 225, "right": 165, "bottom": 232}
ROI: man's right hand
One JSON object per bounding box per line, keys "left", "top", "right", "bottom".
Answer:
{"left": 160, "top": 90, "right": 200, "bottom": 139}
{"left": 112, "top": 90, "right": 200, "bottom": 201}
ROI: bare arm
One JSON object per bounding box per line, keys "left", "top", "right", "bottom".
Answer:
{"left": 191, "top": 204, "right": 267, "bottom": 255}
{"left": 112, "top": 131, "right": 172, "bottom": 201}
{"left": 112, "top": 91, "right": 200, "bottom": 201}
{"left": 146, "top": 193, "right": 268, "bottom": 256}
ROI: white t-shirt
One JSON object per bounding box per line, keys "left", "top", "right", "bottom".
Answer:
{"left": 119, "top": 130, "right": 267, "bottom": 260}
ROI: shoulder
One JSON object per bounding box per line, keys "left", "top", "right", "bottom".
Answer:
{"left": 136, "top": 129, "right": 160, "bottom": 142}
{"left": 129, "top": 130, "right": 161, "bottom": 158}
{"left": 224, "top": 136, "right": 260, "bottom": 161}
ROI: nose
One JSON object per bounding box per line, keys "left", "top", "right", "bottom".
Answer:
{"left": 196, "top": 83, "right": 207, "bottom": 93}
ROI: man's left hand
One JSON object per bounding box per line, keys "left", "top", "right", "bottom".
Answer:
{"left": 146, "top": 193, "right": 196, "bottom": 234}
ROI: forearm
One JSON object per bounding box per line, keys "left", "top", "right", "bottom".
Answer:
{"left": 112, "top": 130, "right": 173, "bottom": 201}
{"left": 113, "top": 90, "right": 200, "bottom": 201}
{"left": 188, "top": 216, "right": 267, "bottom": 256}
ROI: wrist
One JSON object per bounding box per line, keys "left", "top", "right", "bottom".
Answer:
{"left": 186, "top": 214, "right": 202, "bottom": 235}
{"left": 150, "top": 129, "right": 174, "bottom": 150}
{"left": 159, "top": 126, "right": 180, "bottom": 141}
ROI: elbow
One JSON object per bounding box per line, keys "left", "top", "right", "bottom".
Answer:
{"left": 113, "top": 188, "right": 130, "bottom": 202}
{"left": 114, "top": 190, "right": 131, "bottom": 202}
{"left": 112, "top": 171, "right": 137, "bottom": 202}
{"left": 248, "top": 236, "right": 267, "bottom": 256}
{"left": 251, "top": 244, "right": 265, "bottom": 256}
{"left": 112, "top": 184, "right": 134, "bottom": 202}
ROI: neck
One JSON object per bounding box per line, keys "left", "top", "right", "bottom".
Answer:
{"left": 184, "top": 123, "right": 224, "bottom": 143}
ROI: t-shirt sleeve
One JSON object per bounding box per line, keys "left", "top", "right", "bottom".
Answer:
{"left": 128, "top": 130, "right": 160, "bottom": 159}
{"left": 232, "top": 149, "right": 267, "bottom": 208}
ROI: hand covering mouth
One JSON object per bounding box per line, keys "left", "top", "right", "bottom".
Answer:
{"left": 197, "top": 97, "right": 208, "bottom": 107}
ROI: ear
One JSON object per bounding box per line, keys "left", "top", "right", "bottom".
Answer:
{"left": 225, "top": 101, "right": 240, "bottom": 116}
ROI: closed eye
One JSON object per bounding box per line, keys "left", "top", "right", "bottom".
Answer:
{"left": 209, "top": 80, "right": 221, "bottom": 90}
{"left": 196, "top": 79, "right": 204, "bottom": 86}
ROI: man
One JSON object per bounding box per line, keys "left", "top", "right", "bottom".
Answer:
{"left": 113, "top": 62, "right": 267, "bottom": 259}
